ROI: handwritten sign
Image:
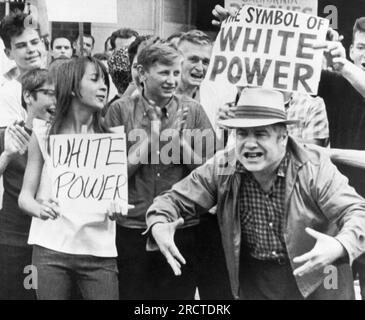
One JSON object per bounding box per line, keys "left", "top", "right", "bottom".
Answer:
{"left": 45, "top": 0, "right": 117, "bottom": 23}
{"left": 225, "top": 0, "right": 318, "bottom": 15}
{"left": 49, "top": 133, "right": 127, "bottom": 218}
{"left": 206, "top": 5, "right": 328, "bottom": 94}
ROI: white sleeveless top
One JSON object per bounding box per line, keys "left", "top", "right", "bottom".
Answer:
{"left": 28, "top": 119, "right": 117, "bottom": 257}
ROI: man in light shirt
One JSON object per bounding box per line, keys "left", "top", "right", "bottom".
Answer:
{"left": 0, "top": 11, "right": 46, "bottom": 128}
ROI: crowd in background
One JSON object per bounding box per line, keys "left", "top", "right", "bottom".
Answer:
{"left": 0, "top": 3, "right": 365, "bottom": 300}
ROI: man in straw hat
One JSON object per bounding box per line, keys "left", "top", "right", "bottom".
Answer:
{"left": 145, "top": 87, "right": 365, "bottom": 300}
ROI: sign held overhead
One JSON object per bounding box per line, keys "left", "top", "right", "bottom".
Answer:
{"left": 206, "top": 5, "right": 328, "bottom": 94}
{"left": 225, "top": 0, "right": 318, "bottom": 15}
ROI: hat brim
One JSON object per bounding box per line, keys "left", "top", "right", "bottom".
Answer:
{"left": 218, "top": 118, "right": 300, "bottom": 129}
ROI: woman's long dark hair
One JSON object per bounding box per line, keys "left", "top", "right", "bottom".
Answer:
{"left": 49, "top": 56, "right": 110, "bottom": 134}
{"left": 47, "top": 57, "right": 110, "bottom": 153}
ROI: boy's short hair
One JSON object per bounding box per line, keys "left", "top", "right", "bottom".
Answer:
{"left": 166, "top": 31, "right": 184, "bottom": 44}
{"left": 20, "top": 68, "right": 51, "bottom": 99}
{"left": 178, "top": 29, "right": 212, "bottom": 47}
{"left": 128, "top": 35, "right": 152, "bottom": 64}
{"left": 137, "top": 42, "right": 181, "bottom": 70}
{"left": 353, "top": 17, "right": 365, "bottom": 43}
{"left": 128, "top": 35, "right": 161, "bottom": 65}
{"left": 0, "top": 11, "right": 41, "bottom": 49}
{"left": 110, "top": 28, "right": 139, "bottom": 49}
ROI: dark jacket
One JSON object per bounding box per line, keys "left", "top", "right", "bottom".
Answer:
{"left": 146, "top": 138, "right": 365, "bottom": 299}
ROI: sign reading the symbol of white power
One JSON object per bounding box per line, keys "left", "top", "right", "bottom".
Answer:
{"left": 225, "top": 0, "right": 318, "bottom": 15}
{"left": 207, "top": 5, "right": 328, "bottom": 94}
{"left": 45, "top": 0, "right": 117, "bottom": 23}
{"left": 49, "top": 133, "right": 127, "bottom": 218}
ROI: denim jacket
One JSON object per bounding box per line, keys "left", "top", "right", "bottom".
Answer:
{"left": 146, "top": 137, "right": 365, "bottom": 299}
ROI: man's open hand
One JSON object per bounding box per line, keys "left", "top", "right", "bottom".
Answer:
{"left": 293, "top": 228, "right": 346, "bottom": 277}
{"left": 151, "top": 218, "right": 186, "bottom": 276}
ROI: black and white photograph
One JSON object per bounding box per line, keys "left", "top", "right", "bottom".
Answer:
{"left": 0, "top": 0, "right": 365, "bottom": 308}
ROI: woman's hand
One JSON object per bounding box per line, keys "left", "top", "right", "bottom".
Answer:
{"left": 107, "top": 201, "right": 134, "bottom": 221}
{"left": 37, "top": 198, "right": 61, "bottom": 220}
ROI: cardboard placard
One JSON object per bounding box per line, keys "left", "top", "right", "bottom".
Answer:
{"left": 206, "top": 5, "right": 328, "bottom": 94}
{"left": 225, "top": 0, "right": 318, "bottom": 15}
{"left": 45, "top": 0, "right": 117, "bottom": 23}
{"left": 49, "top": 133, "right": 127, "bottom": 218}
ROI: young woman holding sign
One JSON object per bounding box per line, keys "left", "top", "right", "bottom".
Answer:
{"left": 19, "top": 57, "right": 127, "bottom": 300}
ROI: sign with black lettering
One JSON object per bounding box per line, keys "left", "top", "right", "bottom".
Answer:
{"left": 49, "top": 133, "right": 127, "bottom": 217}
{"left": 225, "top": 0, "right": 318, "bottom": 15}
{"left": 207, "top": 5, "right": 328, "bottom": 94}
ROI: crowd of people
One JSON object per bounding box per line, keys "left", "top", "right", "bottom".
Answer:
{"left": 0, "top": 3, "right": 365, "bottom": 300}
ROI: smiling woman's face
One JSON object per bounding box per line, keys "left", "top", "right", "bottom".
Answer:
{"left": 78, "top": 62, "right": 108, "bottom": 110}
{"left": 235, "top": 125, "right": 288, "bottom": 174}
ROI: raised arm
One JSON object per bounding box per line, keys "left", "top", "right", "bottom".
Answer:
{"left": 339, "top": 61, "right": 365, "bottom": 98}
{"left": 319, "top": 40, "right": 365, "bottom": 98}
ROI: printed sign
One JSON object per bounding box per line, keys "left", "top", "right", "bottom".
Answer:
{"left": 225, "top": 0, "right": 318, "bottom": 15}
{"left": 49, "top": 132, "right": 127, "bottom": 218}
{"left": 206, "top": 5, "right": 328, "bottom": 94}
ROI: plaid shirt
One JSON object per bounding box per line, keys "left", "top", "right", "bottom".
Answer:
{"left": 286, "top": 92, "right": 329, "bottom": 142}
{"left": 237, "top": 153, "right": 290, "bottom": 261}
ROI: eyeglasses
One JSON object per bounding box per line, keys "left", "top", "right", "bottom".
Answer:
{"left": 32, "top": 89, "right": 56, "bottom": 97}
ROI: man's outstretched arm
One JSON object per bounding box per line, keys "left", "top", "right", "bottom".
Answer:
{"left": 150, "top": 218, "right": 186, "bottom": 276}
{"left": 307, "top": 144, "right": 365, "bottom": 170}
{"left": 145, "top": 154, "right": 221, "bottom": 274}
{"left": 317, "top": 39, "right": 365, "bottom": 98}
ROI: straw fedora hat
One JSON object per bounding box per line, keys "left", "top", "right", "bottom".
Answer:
{"left": 218, "top": 87, "right": 299, "bottom": 128}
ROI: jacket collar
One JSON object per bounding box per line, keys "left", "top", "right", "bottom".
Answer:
{"left": 286, "top": 137, "right": 311, "bottom": 169}
{"left": 141, "top": 89, "right": 175, "bottom": 111}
